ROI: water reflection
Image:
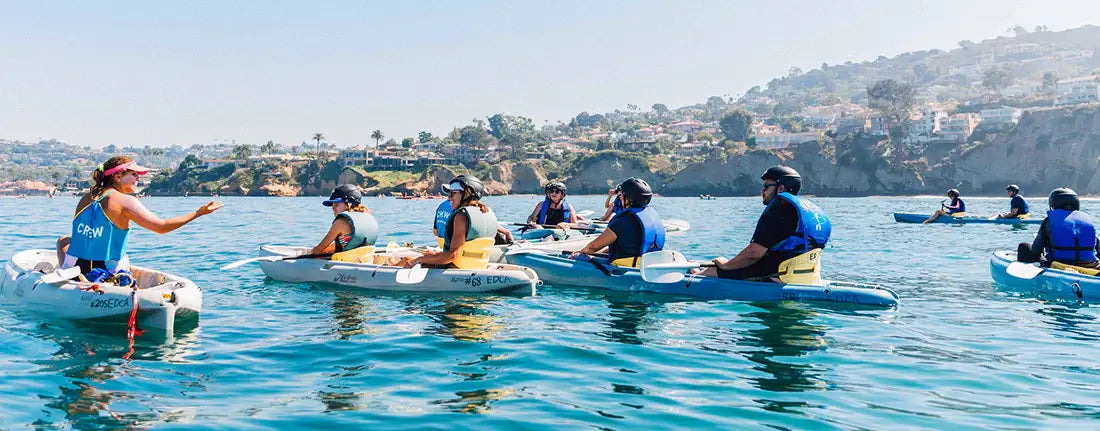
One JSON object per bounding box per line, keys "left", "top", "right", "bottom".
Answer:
{"left": 1034, "top": 303, "right": 1100, "bottom": 341}
{"left": 421, "top": 297, "right": 504, "bottom": 343}
{"left": 599, "top": 298, "right": 659, "bottom": 345}
{"left": 330, "top": 291, "right": 372, "bottom": 339}
{"left": 740, "top": 303, "right": 830, "bottom": 394}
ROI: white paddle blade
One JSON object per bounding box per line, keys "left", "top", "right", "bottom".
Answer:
{"left": 1006, "top": 262, "right": 1044, "bottom": 280}
{"left": 663, "top": 219, "right": 691, "bottom": 232}
{"left": 221, "top": 255, "right": 281, "bottom": 270}
{"left": 396, "top": 264, "right": 429, "bottom": 284}
{"left": 640, "top": 250, "right": 694, "bottom": 283}
{"left": 40, "top": 267, "right": 82, "bottom": 284}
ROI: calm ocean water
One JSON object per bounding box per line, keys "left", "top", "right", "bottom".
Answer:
{"left": 2, "top": 194, "right": 1098, "bottom": 429}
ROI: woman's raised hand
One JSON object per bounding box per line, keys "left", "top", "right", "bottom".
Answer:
{"left": 197, "top": 201, "right": 224, "bottom": 216}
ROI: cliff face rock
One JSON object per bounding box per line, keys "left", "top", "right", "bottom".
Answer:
{"left": 508, "top": 162, "right": 547, "bottom": 194}
{"left": 484, "top": 162, "right": 513, "bottom": 195}
{"left": 566, "top": 151, "right": 662, "bottom": 194}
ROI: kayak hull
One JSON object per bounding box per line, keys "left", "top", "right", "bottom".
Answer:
{"left": 490, "top": 235, "right": 596, "bottom": 263}
{"left": 259, "top": 246, "right": 537, "bottom": 295}
{"left": 504, "top": 249, "right": 899, "bottom": 306}
{"left": 894, "top": 212, "right": 1042, "bottom": 224}
{"left": 989, "top": 250, "right": 1099, "bottom": 300}
{"left": 0, "top": 249, "right": 202, "bottom": 332}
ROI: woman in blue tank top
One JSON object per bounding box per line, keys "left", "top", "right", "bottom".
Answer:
{"left": 56, "top": 156, "right": 223, "bottom": 277}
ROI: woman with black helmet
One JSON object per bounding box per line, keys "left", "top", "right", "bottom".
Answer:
{"left": 923, "top": 188, "right": 967, "bottom": 223}
{"left": 569, "top": 177, "right": 666, "bottom": 267}
{"left": 309, "top": 184, "right": 378, "bottom": 255}
{"left": 693, "top": 165, "right": 831, "bottom": 281}
{"left": 1016, "top": 187, "right": 1100, "bottom": 268}
{"left": 409, "top": 175, "right": 501, "bottom": 267}
{"left": 526, "top": 181, "right": 578, "bottom": 230}
{"left": 600, "top": 184, "right": 626, "bottom": 221}
{"left": 995, "top": 184, "right": 1029, "bottom": 219}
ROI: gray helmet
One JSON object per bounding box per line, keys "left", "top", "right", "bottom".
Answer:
{"left": 544, "top": 181, "right": 567, "bottom": 196}
{"left": 323, "top": 184, "right": 362, "bottom": 207}
{"left": 442, "top": 175, "right": 486, "bottom": 200}
{"left": 1049, "top": 187, "right": 1079, "bottom": 211}
{"left": 618, "top": 177, "right": 653, "bottom": 207}
{"left": 761, "top": 165, "right": 802, "bottom": 194}
{"left": 1006, "top": 184, "right": 1020, "bottom": 193}
{"left": 947, "top": 188, "right": 960, "bottom": 198}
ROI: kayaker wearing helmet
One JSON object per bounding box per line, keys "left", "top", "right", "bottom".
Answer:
{"left": 310, "top": 184, "right": 378, "bottom": 255}
{"left": 55, "top": 156, "right": 223, "bottom": 277}
{"left": 995, "top": 184, "right": 1029, "bottom": 219}
{"left": 600, "top": 184, "right": 626, "bottom": 222}
{"left": 923, "top": 188, "right": 966, "bottom": 223}
{"left": 692, "top": 165, "right": 831, "bottom": 280}
{"left": 1016, "top": 187, "right": 1100, "bottom": 268}
{"left": 569, "top": 177, "right": 665, "bottom": 267}
{"left": 410, "top": 175, "right": 500, "bottom": 267}
{"left": 526, "top": 181, "right": 577, "bottom": 230}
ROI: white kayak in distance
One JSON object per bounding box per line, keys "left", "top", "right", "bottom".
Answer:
{"left": 0, "top": 249, "right": 202, "bottom": 333}
{"left": 257, "top": 245, "right": 538, "bottom": 295}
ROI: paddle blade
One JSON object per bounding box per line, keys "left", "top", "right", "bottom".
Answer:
{"left": 221, "top": 256, "right": 280, "bottom": 270}
{"left": 663, "top": 219, "right": 691, "bottom": 232}
{"left": 640, "top": 250, "right": 692, "bottom": 283}
{"left": 40, "top": 267, "right": 81, "bottom": 284}
{"left": 1006, "top": 262, "right": 1044, "bottom": 280}
{"left": 396, "top": 264, "right": 429, "bottom": 284}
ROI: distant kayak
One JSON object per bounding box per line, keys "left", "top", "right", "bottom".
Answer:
{"left": 989, "top": 250, "right": 1099, "bottom": 301}
{"left": 893, "top": 213, "right": 1043, "bottom": 225}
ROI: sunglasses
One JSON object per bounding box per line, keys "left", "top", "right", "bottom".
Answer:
{"left": 762, "top": 182, "right": 779, "bottom": 190}
{"left": 448, "top": 190, "right": 464, "bottom": 196}
{"left": 547, "top": 190, "right": 564, "bottom": 194}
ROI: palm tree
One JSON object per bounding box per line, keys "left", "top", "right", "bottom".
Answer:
{"left": 371, "top": 130, "right": 384, "bottom": 148}
{"left": 313, "top": 133, "right": 324, "bottom": 154}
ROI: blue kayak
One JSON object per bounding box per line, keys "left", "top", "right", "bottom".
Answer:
{"left": 504, "top": 249, "right": 899, "bottom": 306}
{"left": 989, "top": 250, "right": 1100, "bottom": 301}
{"left": 894, "top": 212, "right": 1043, "bottom": 225}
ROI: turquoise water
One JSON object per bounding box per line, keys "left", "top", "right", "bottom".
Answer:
{"left": 2, "top": 195, "right": 1099, "bottom": 429}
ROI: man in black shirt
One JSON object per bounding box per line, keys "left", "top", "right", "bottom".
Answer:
{"left": 693, "top": 165, "right": 830, "bottom": 280}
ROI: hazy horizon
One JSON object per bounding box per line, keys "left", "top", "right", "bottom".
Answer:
{"left": 1, "top": 0, "right": 1098, "bottom": 149}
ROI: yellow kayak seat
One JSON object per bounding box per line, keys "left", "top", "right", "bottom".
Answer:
{"left": 950, "top": 212, "right": 968, "bottom": 218}
{"left": 776, "top": 249, "right": 823, "bottom": 285}
{"left": 437, "top": 237, "right": 445, "bottom": 248}
{"left": 452, "top": 237, "right": 495, "bottom": 270}
{"left": 1016, "top": 213, "right": 1030, "bottom": 219}
{"left": 1050, "top": 261, "right": 1100, "bottom": 276}
{"left": 331, "top": 246, "right": 375, "bottom": 263}
{"left": 610, "top": 256, "right": 640, "bottom": 268}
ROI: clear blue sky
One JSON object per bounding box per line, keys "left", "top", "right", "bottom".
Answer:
{"left": 1, "top": 0, "right": 1096, "bottom": 148}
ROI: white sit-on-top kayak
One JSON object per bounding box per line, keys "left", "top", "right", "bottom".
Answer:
{"left": 1, "top": 249, "right": 202, "bottom": 332}
{"left": 258, "top": 245, "right": 538, "bottom": 295}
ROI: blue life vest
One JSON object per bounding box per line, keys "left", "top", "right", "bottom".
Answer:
{"left": 68, "top": 190, "right": 129, "bottom": 262}
{"left": 1046, "top": 209, "right": 1097, "bottom": 262}
{"left": 1011, "top": 195, "right": 1029, "bottom": 215}
{"left": 947, "top": 198, "right": 966, "bottom": 214}
{"left": 334, "top": 211, "right": 379, "bottom": 252}
{"left": 433, "top": 200, "right": 453, "bottom": 239}
{"left": 611, "top": 197, "right": 625, "bottom": 216}
{"left": 538, "top": 199, "right": 572, "bottom": 225}
{"left": 608, "top": 206, "right": 666, "bottom": 263}
{"left": 766, "top": 192, "right": 831, "bottom": 253}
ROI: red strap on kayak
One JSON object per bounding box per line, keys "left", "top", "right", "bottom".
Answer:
{"left": 126, "top": 289, "right": 144, "bottom": 339}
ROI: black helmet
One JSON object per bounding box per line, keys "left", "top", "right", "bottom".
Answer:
{"left": 441, "top": 175, "right": 486, "bottom": 200}
{"left": 1006, "top": 184, "right": 1020, "bottom": 193}
{"left": 544, "top": 181, "right": 567, "bottom": 195}
{"left": 760, "top": 165, "right": 802, "bottom": 194}
{"left": 618, "top": 177, "right": 653, "bottom": 207}
{"left": 323, "top": 184, "right": 362, "bottom": 207}
{"left": 947, "top": 188, "right": 960, "bottom": 198}
{"left": 1049, "top": 187, "right": 1079, "bottom": 211}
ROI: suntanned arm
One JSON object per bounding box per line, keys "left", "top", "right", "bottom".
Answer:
{"left": 716, "top": 243, "right": 769, "bottom": 270}
{"left": 310, "top": 218, "right": 351, "bottom": 255}
{"left": 571, "top": 229, "right": 616, "bottom": 257}
{"left": 123, "top": 196, "right": 222, "bottom": 234}
{"left": 526, "top": 203, "right": 541, "bottom": 226}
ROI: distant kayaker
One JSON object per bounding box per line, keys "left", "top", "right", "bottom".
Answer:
{"left": 569, "top": 177, "right": 665, "bottom": 267}
{"left": 526, "top": 181, "right": 578, "bottom": 230}
{"left": 691, "top": 166, "right": 831, "bottom": 280}
{"left": 600, "top": 185, "right": 626, "bottom": 221}
{"left": 55, "top": 156, "right": 223, "bottom": 277}
{"left": 995, "top": 184, "right": 1029, "bottom": 219}
{"left": 310, "top": 184, "right": 378, "bottom": 255}
{"left": 923, "top": 188, "right": 966, "bottom": 223}
{"left": 1016, "top": 187, "right": 1100, "bottom": 268}
{"left": 410, "top": 175, "right": 500, "bottom": 267}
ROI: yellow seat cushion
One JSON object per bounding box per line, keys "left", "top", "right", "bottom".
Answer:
{"left": 611, "top": 256, "right": 640, "bottom": 268}
{"left": 777, "top": 249, "right": 823, "bottom": 285}
{"left": 331, "top": 246, "right": 375, "bottom": 263}
{"left": 950, "top": 212, "right": 968, "bottom": 218}
{"left": 453, "top": 237, "right": 495, "bottom": 270}
{"left": 1051, "top": 261, "right": 1100, "bottom": 276}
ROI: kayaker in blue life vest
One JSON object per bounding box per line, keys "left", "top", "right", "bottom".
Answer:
{"left": 310, "top": 184, "right": 378, "bottom": 255}
{"left": 600, "top": 184, "right": 626, "bottom": 221}
{"left": 995, "top": 184, "right": 1029, "bottom": 219}
{"left": 410, "top": 175, "right": 501, "bottom": 267}
{"left": 923, "top": 188, "right": 966, "bottom": 223}
{"left": 569, "top": 177, "right": 666, "bottom": 267}
{"left": 1016, "top": 187, "right": 1100, "bottom": 268}
{"left": 526, "top": 181, "right": 578, "bottom": 230}
{"left": 692, "top": 165, "right": 831, "bottom": 280}
{"left": 55, "top": 156, "right": 223, "bottom": 278}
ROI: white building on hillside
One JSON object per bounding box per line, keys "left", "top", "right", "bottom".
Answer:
{"left": 755, "top": 132, "right": 822, "bottom": 150}
{"left": 979, "top": 106, "right": 1022, "bottom": 128}
{"left": 938, "top": 114, "right": 980, "bottom": 143}
{"left": 1055, "top": 77, "right": 1100, "bottom": 106}
{"left": 340, "top": 147, "right": 370, "bottom": 167}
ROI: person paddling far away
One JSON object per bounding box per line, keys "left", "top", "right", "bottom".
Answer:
{"left": 923, "top": 188, "right": 966, "bottom": 223}
{"left": 310, "top": 184, "right": 378, "bottom": 255}
{"left": 409, "top": 175, "right": 500, "bottom": 267}
{"left": 526, "top": 181, "right": 578, "bottom": 230}
{"left": 692, "top": 165, "right": 831, "bottom": 281}
{"left": 995, "top": 184, "right": 1030, "bottom": 219}
{"left": 600, "top": 184, "right": 626, "bottom": 222}
{"left": 55, "top": 156, "right": 223, "bottom": 279}
{"left": 1016, "top": 187, "right": 1100, "bottom": 269}
{"left": 569, "top": 177, "right": 666, "bottom": 267}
